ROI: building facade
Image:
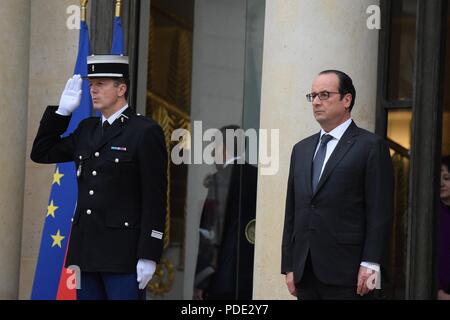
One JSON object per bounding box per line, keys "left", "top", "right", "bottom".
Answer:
{"left": 0, "top": 0, "right": 447, "bottom": 299}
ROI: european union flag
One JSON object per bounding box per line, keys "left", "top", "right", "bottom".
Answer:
{"left": 112, "top": 16, "right": 125, "bottom": 55}
{"left": 31, "top": 20, "right": 92, "bottom": 300}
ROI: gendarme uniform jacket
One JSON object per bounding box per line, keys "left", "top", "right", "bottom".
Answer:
{"left": 31, "top": 105, "right": 167, "bottom": 273}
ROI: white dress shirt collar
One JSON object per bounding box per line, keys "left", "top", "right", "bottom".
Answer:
{"left": 320, "top": 118, "right": 353, "bottom": 141}
{"left": 102, "top": 104, "right": 129, "bottom": 125}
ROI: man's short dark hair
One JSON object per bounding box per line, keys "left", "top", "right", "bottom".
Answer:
{"left": 113, "top": 78, "right": 129, "bottom": 100}
{"left": 319, "top": 70, "right": 356, "bottom": 112}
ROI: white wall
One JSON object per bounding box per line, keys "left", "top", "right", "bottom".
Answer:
{"left": 0, "top": 0, "right": 31, "bottom": 299}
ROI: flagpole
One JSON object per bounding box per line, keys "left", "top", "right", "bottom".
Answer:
{"left": 115, "top": 0, "right": 122, "bottom": 18}
{"left": 81, "top": 0, "right": 88, "bottom": 22}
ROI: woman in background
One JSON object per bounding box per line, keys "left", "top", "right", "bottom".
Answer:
{"left": 438, "top": 156, "right": 450, "bottom": 300}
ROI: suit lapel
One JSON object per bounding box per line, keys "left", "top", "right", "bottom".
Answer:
{"left": 94, "top": 107, "right": 134, "bottom": 151}
{"left": 312, "top": 121, "right": 358, "bottom": 197}
{"left": 304, "top": 133, "right": 321, "bottom": 197}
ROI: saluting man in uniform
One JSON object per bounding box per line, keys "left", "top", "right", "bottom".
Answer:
{"left": 31, "top": 55, "right": 167, "bottom": 300}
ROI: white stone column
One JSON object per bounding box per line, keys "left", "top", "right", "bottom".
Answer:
{"left": 254, "top": 0, "right": 380, "bottom": 299}
{"left": 19, "top": 0, "right": 79, "bottom": 299}
{"left": 0, "top": 0, "right": 31, "bottom": 299}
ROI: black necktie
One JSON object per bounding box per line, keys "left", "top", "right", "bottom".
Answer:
{"left": 312, "top": 134, "right": 333, "bottom": 193}
{"left": 102, "top": 121, "right": 111, "bottom": 136}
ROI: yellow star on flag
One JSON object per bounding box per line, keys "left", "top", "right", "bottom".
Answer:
{"left": 52, "top": 167, "right": 64, "bottom": 186}
{"left": 51, "top": 230, "right": 65, "bottom": 248}
{"left": 47, "top": 200, "right": 59, "bottom": 218}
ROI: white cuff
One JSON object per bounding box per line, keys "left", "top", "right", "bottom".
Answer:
{"left": 360, "top": 261, "right": 380, "bottom": 272}
{"left": 55, "top": 109, "right": 70, "bottom": 116}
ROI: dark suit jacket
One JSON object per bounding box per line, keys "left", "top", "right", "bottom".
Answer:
{"left": 31, "top": 106, "right": 167, "bottom": 273}
{"left": 195, "top": 162, "right": 258, "bottom": 299}
{"left": 281, "top": 121, "right": 394, "bottom": 287}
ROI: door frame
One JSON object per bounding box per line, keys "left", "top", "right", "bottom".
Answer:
{"left": 376, "top": 0, "right": 447, "bottom": 299}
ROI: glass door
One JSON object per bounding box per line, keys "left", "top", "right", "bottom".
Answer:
{"left": 378, "top": 0, "right": 417, "bottom": 299}
{"left": 139, "top": 0, "right": 266, "bottom": 300}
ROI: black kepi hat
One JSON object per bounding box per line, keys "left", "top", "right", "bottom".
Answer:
{"left": 86, "top": 54, "right": 129, "bottom": 79}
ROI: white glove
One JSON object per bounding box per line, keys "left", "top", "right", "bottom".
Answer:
{"left": 136, "top": 259, "right": 156, "bottom": 290}
{"left": 56, "top": 74, "right": 83, "bottom": 116}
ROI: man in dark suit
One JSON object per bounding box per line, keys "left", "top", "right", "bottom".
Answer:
{"left": 281, "top": 70, "right": 394, "bottom": 300}
{"left": 193, "top": 125, "right": 258, "bottom": 300}
{"left": 31, "top": 55, "right": 167, "bottom": 300}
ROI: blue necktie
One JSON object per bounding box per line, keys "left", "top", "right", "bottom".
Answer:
{"left": 312, "top": 134, "right": 333, "bottom": 193}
